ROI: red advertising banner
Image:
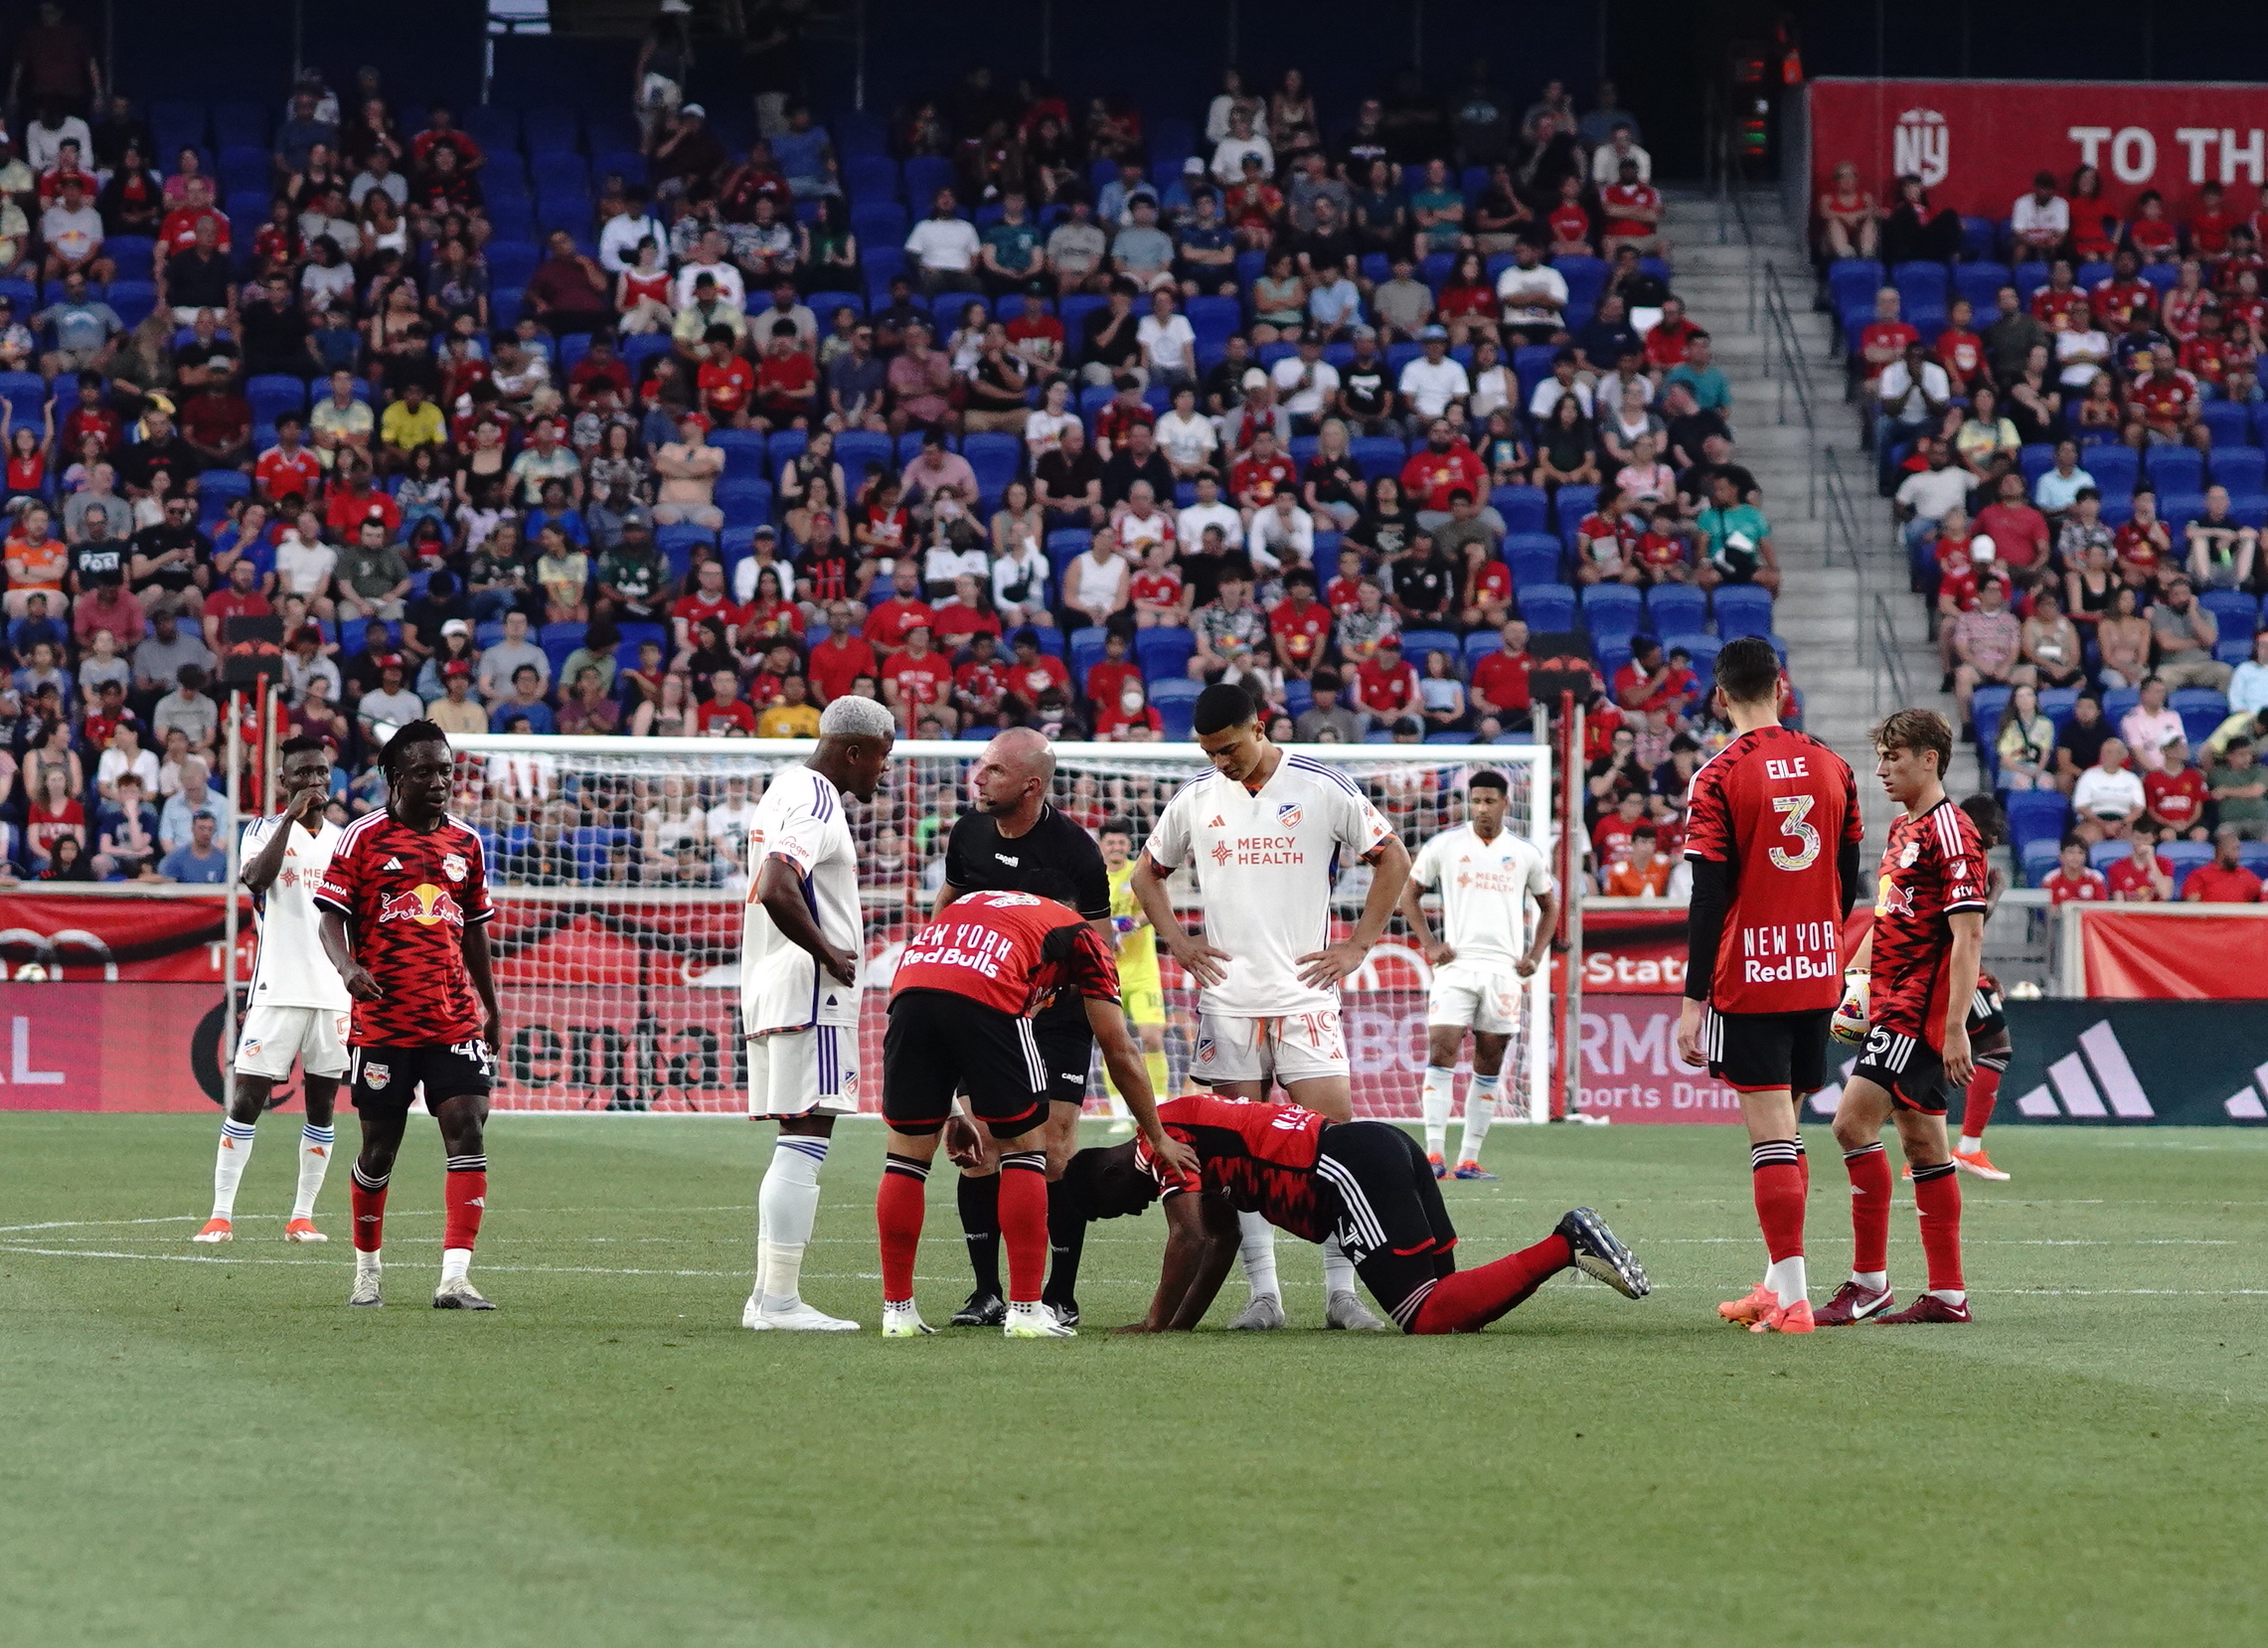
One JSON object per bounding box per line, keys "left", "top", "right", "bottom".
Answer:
{"left": 2077, "top": 906, "right": 2268, "bottom": 999}
{"left": 0, "top": 891, "right": 248, "bottom": 982}
{"left": 1569, "top": 993, "right": 1744, "bottom": 1124}
{"left": 1807, "top": 78, "right": 2268, "bottom": 226}
{"left": 0, "top": 983, "right": 222, "bottom": 1111}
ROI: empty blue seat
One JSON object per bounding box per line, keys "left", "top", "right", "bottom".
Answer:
{"left": 709, "top": 427, "right": 768, "bottom": 478}
{"left": 1580, "top": 583, "right": 1642, "bottom": 643}
{"left": 1646, "top": 584, "right": 1706, "bottom": 635}
{"left": 2199, "top": 589, "right": 2257, "bottom": 637}
{"left": 1401, "top": 629, "right": 1461, "bottom": 671}
{"left": 1134, "top": 626, "right": 1196, "bottom": 681}
{"left": 1491, "top": 484, "right": 1546, "bottom": 534}
{"left": 835, "top": 430, "right": 891, "bottom": 478}
{"left": 1067, "top": 626, "right": 1109, "bottom": 687}
{"left": 2020, "top": 838, "right": 2062, "bottom": 887}
{"left": 246, "top": 374, "right": 306, "bottom": 422}
{"left": 2087, "top": 443, "right": 2140, "bottom": 496}
{"left": 1350, "top": 435, "right": 1406, "bottom": 482}
{"left": 1551, "top": 483, "right": 1598, "bottom": 529}
{"left": 0, "top": 372, "right": 42, "bottom": 425}
{"left": 2148, "top": 445, "right": 2205, "bottom": 493}
{"left": 2213, "top": 445, "right": 2266, "bottom": 492}
{"left": 523, "top": 108, "right": 580, "bottom": 156}
{"left": 716, "top": 479, "right": 773, "bottom": 528}
{"left": 2006, "top": 790, "right": 2072, "bottom": 850}
{"left": 1518, "top": 583, "right": 1576, "bottom": 633}
{"left": 1712, "top": 585, "right": 1774, "bottom": 639}
{"left": 1826, "top": 259, "right": 1882, "bottom": 310}
{"left": 1504, "top": 533, "right": 1562, "bottom": 586}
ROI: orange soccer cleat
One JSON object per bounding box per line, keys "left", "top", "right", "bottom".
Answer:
{"left": 191, "top": 1218, "right": 232, "bottom": 1243}
{"left": 283, "top": 1219, "right": 328, "bottom": 1242}
{"left": 1952, "top": 1148, "right": 2010, "bottom": 1181}
{"left": 1718, "top": 1281, "right": 1777, "bottom": 1325}
{"left": 1428, "top": 1152, "right": 1446, "bottom": 1180}
{"left": 1750, "top": 1298, "right": 1815, "bottom": 1334}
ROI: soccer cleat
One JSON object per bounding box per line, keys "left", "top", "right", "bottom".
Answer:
{"left": 1555, "top": 1208, "right": 1650, "bottom": 1299}
{"left": 432, "top": 1276, "right": 497, "bottom": 1310}
{"left": 1813, "top": 1280, "right": 1894, "bottom": 1326}
{"left": 1326, "top": 1289, "right": 1391, "bottom": 1331}
{"left": 881, "top": 1302, "right": 936, "bottom": 1338}
{"left": 1876, "top": 1292, "right": 1973, "bottom": 1325}
{"left": 1044, "top": 1299, "right": 1080, "bottom": 1330}
{"left": 1004, "top": 1300, "right": 1076, "bottom": 1338}
{"left": 1718, "top": 1281, "right": 1779, "bottom": 1325}
{"left": 1451, "top": 1161, "right": 1498, "bottom": 1181}
{"left": 282, "top": 1218, "right": 327, "bottom": 1242}
{"left": 1749, "top": 1298, "right": 1815, "bottom": 1334}
{"left": 950, "top": 1289, "right": 1006, "bottom": 1328}
{"left": 1953, "top": 1148, "right": 2010, "bottom": 1181}
{"left": 1427, "top": 1152, "right": 1447, "bottom": 1179}
{"left": 1226, "top": 1292, "right": 1285, "bottom": 1331}
{"left": 191, "top": 1218, "right": 232, "bottom": 1243}
{"left": 741, "top": 1291, "right": 769, "bottom": 1330}
{"left": 757, "top": 1299, "right": 860, "bottom": 1332}
{"left": 347, "top": 1270, "right": 383, "bottom": 1308}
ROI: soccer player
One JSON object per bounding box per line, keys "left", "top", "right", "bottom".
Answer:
{"left": 1055, "top": 1095, "right": 1649, "bottom": 1332}
{"left": 1396, "top": 770, "right": 1557, "bottom": 1180}
{"left": 193, "top": 736, "right": 349, "bottom": 1244}
{"left": 1945, "top": 793, "right": 2015, "bottom": 1181}
{"left": 932, "top": 727, "right": 1112, "bottom": 1328}
{"left": 1816, "top": 709, "right": 1987, "bottom": 1326}
{"left": 738, "top": 696, "right": 896, "bottom": 1332}
{"left": 875, "top": 873, "right": 1195, "bottom": 1338}
{"left": 1130, "top": 683, "right": 1414, "bottom": 1331}
{"left": 314, "top": 722, "right": 503, "bottom": 1309}
{"left": 1673, "top": 636, "right": 1863, "bottom": 1335}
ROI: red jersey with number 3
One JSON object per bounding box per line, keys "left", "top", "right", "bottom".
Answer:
{"left": 891, "top": 890, "right": 1119, "bottom": 1017}
{"left": 1133, "top": 1095, "right": 1334, "bottom": 1243}
{"left": 314, "top": 810, "right": 495, "bottom": 1047}
{"left": 1682, "top": 726, "right": 1862, "bottom": 1014}
{"left": 1867, "top": 798, "right": 1989, "bottom": 1049}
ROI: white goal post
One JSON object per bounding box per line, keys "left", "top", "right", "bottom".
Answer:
{"left": 436, "top": 735, "right": 1554, "bottom": 1122}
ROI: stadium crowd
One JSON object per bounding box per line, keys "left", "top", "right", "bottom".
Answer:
{"left": 0, "top": 19, "right": 1800, "bottom": 891}
{"left": 1822, "top": 159, "right": 2268, "bottom": 902}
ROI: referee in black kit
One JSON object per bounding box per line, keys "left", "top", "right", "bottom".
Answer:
{"left": 934, "top": 726, "right": 1112, "bottom": 1328}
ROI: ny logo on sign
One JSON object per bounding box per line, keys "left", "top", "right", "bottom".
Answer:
{"left": 1894, "top": 107, "right": 1949, "bottom": 187}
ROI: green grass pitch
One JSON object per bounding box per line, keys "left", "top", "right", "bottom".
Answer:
{"left": 3, "top": 1114, "right": 2264, "bottom": 1647}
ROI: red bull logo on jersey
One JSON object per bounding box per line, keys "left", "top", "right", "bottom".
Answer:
{"left": 1876, "top": 880, "right": 1917, "bottom": 919}
{"left": 377, "top": 883, "right": 464, "bottom": 928}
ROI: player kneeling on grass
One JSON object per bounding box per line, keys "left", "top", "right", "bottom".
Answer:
{"left": 1816, "top": 710, "right": 1987, "bottom": 1327}
{"left": 1056, "top": 1096, "right": 1649, "bottom": 1332}
{"left": 196, "top": 737, "right": 351, "bottom": 1245}
{"left": 874, "top": 871, "right": 1196, "bottom": 1339}
{"left": 314, "top": 723, "right": 504, "bottom": 1311}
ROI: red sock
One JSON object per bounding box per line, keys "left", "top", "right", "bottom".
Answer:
{"left": 1409, "top": 1235, "right": 1570, "bottom": 1334}
{"left": 1845, "top": 1143, "right": 1892, "bottom": 1276}
{"left": 1912, "top": 1161, "right": 1965, "bottom": 1293}
{"left": 1798, "top": 1145, "right": 1811, "bottom": 1200}
{"left": 350, "top": 1164, "right": 388, "bottom": 1253}
{"left": 443, "top": 1163, "right": 486, "bottom": 1251}
{"left": 997, "top": 1152, "right": 1050, "bottom": 1303}
{"left": 1749, "top": 1141, "right": 1805, "bottom": 1261}
{"left": 1960, "top": 1066, "right": 2003, "bottom": 1142}
{"left": 876, "top": 1156, "right": 929, "bottom": 1303}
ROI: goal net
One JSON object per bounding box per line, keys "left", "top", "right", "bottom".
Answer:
{"left": 440, "top": 736, "right": 1554, "bottom": 1123}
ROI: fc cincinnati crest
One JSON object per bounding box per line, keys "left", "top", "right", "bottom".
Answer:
{"left": 364, "top": 1063, "right": 391, "bottom": 1090}
{"left": 441, "top": 854, "right": 468, "bottom": 883}
{"left": 1897, "top": 841, "right": 1920, "bottom": 869}
{"left": 1276, "top": 803, "right": 1303, "bottom": 827}
{"left": 841, "top": 1069, "right": 859, "bottom": 1097}
{"left": 1196, "top": 1035, "right": 1216, "bottom": 1065}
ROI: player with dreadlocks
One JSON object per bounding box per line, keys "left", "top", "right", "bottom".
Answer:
{"left": 315, "top": 721, "right": 504, "bottom": 1310}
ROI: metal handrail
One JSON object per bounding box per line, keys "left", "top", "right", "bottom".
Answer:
{"left": 1819, "top": 444, "right": 1868, "bottom": 582}
{"left": 1870, "top": 590, "right": 1915, "bottom": 718}
{"left": 1756, "top": 260, "right": 1819, "bottom": 517}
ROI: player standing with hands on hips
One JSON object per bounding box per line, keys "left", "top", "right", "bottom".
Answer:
{"left": 315, "top": 723, "right": 503, "bottom": 1310}
{"left": 194, "top": 736, "right": 351, "bottom": 1245}
{"left": 737, "top": 696, "right": 896, "bottom": 1332}
{"left": 1397, "top": 769, "right": 1557, "bottom": 1181}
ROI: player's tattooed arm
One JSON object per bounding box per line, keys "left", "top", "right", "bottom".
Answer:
{"left": 319, "top": 907, "right": 382, "bottom": 1002}
{"left": 1120, "top": 1191, "right": 1238, "bottom": 1333}
{"left": 1300, "top": 831, "right": 1411, "bottom": 989}
{"left": 1131, "top": 848, "right": 1230, "bottom": 988}
{"left": 461, "top": 919, "right": 503, "bottom": 1051}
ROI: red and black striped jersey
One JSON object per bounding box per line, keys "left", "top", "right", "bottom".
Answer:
{"left": 1682, "top": 726, "right": 1861, "bottom": 1013}
{"left": 891, "top": 890, "right": 1119, "bottom": 1018}
{"left": 1133, "top": 1095, "right": 1332, "bottom": 1243}
{"left": 1868, "top": 797, "right": 1989, "bottom": 1049}
{"left": 314, "top": 810, "right": 494, "bottom": 1048}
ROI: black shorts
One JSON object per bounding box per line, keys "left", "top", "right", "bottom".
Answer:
{"left": 348, "top": 1041, "right": 494, "bottom": 1117}
{"left": 1965, "top": 974, "right": 2007, "bottom": 1038}
{"left": 1034, "top": 1012, "right": 1095, "bottom": 1111}
{"left": 1851, "top": 1024, "right": 1947, "bottom": 1114}
{"left": 1702, "top": 1006, "right": 1833, "bottom": 1095}
{"left": 1313, "top": 1122, "right": 1460, "bottom": 1331}
{"left": 884, "top": 989, "right": 1049, "bottom": 1139}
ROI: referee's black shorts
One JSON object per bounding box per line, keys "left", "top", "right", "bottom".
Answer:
{"left": 884, "top": 989, "right": 1050, "bottom": 1140}
{"left": 1701, "top": 1005, "right": 1834, "bottom": 1096}
{"left": 1032, "top": 999, "right": 1094, "bottom": 1110}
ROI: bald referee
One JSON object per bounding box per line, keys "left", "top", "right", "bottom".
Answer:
{"left": 935, "top": 726, "right": 1112, "bottom": 1329}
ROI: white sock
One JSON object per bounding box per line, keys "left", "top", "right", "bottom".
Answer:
{"left": 1237, "top": 1212, "right": 1279, "bottom": 1301}
{"left": 1930, "top": 1288, "right": 1967, "bottom": 1305}
{"left": 1420, "top": 1066, "right": 1454, "bottom": 1156}
{"left": 357, "top": 1246, "right": 382, "bottom": 1276}
{"left": 211, "top": 1117, "right": 256, "bottom": 1218}
{"left": 1957, "top": 1135, "right": 1983, "bottom": 1154}
{"left": 1460, "top": 1073, "right": 1503, "bottom": 1163}
{"left": 758, "top": 1135, "right": 828, "bottom": 1310}
{"left": 1852, "top": 1269, "right": 1888, "bottom": 1291}
{"left": 291, "top": 1123, "right": 335, "bottom": 1220}
{"left": 1765, "top": 1255, "right": 1808, "bottom": 1309}
{"left": 440, "top": 1247, "right": 471, "bottom": 1284}
{"left": 1321, "top": 1236, "right": 1357, "bottom": 1296}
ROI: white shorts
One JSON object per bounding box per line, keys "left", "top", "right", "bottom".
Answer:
{"left": 1426, "top": 961, "right": 1525, "bottom": 1036}
{"left": 1192, "top": 1009, "right": 1348, "bottom": 1086}
{"left": 746, "top": 1023, "right": 861, "bottom": 1118}
{"left": 235, "top": 1004, "right": 351, "bottom": 1080}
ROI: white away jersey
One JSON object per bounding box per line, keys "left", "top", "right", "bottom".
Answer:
{"left": 1146, "top": 753, "right": 1394, "bottom": 1018}
{"left": 741, "top": 762, "right": 864, "bottom": 1034}
{"left": 243, "top": 813, "right": 353, "bottom": 1011}
{"left": 1409, "top": 824, "right": 1552, "bottom": 969}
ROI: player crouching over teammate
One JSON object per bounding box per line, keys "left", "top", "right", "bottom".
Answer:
{"left": 315, "top": 723, "right": 504, "bottom": 1310}
{"left": 874, "top": 870, "right": 1196, "bottom": 1338}
{"left": 1055, "top": 1096, "right": 1649, "bottom": 1332}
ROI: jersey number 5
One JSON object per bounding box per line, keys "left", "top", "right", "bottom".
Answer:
{"left": 1767, "top": 795, "right": 1821, "bottom": 872}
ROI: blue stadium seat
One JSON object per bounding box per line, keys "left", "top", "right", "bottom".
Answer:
{"left": 1464, "top": 629, "right": 1504, "bottom": 666}
{"left": 2087, "top": 840, "right": 2129, "bottom": 875}
{"left": 1134, "top": 626, "right": 1196, "bottom": 681}
{"left": 1662, "top": 633, "right": 1720, "bottom": 695}
{"left": 1149, "top": 676, "right": 1201, "bottom": 740}
{"left": 2202, "top": 402, "right": 2254, "bottom": 454}
{"left": 834, "top": 430, "right": 891, "bottom": 480}
{"left": 1953, "top": 261, "right": 2010, "bottom": 312}
{"left": 1401, "top": 629, "right": 1461, "bottom": 672}
{"left": 1067, "top": 626, "right": 1109, "bottom": 688}
{"left": 2086, "top": 443, "right": 2140, "bottom": 498}
{"left": 1490, "top": 485, "right": 1546, "bottom": 534}
{"left": 2164, "top": 842, "right": 2214, "bottom": 895}
{"left": 1646, "top": 584, "right": 1705, "bottom": 635}
{"left": 2006, "top": 790, "right": 2072, "bottom": 851}
{"left": 524, "top": 107, "right": 581, "bottom": 157}
{"left": 1518, "top": 583, "right": 1576, "bottom": 633}
{"left": 709, "top": 428, "right": 767, "bottom": 479}
{"left": 2212, "top": 445, "right": 2267, "bottom": 493}
{"left": 1826, "top": 259, "right": 1882, "bottom": 311}
{"left": 716, "top": 479, "right": 773, "bottom": 529}
{"left": 2020, "top": 838, "right": 2062, "bottom": 887}
{"left": 1551, "top": 483, "right": 1598, "bottom": 529}
{"left": 1350, "top": 434, "right": 1406, "bottom": 482}
{"left": 1579, "top": 584, "right": 1642, "bottom": 645}
{"left": 845, "top": 154, "right": 899, "bottom": 202}
{"left": 1712, "top": 585, "right": 1774, "bottom": 639}
{"left": 2018, "top": 443, "right": 2056, "bottom": 486}
{"left": 2148, "top": 446, "right": 2204, "bottom": 494}
{"left": 1505, "top": 534, "right": 1562, "bottom": 587}
{"left": 210, "top": 100, "right": 268, "bottom": 150}
{"left": 246, "top": 374, "right": 306, "bottom": 423}
{"left": 2199, "top": 588, "right": 2257, "bottom": 639}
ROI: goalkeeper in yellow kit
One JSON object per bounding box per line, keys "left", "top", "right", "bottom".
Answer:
{"left": 1099, "top": 819, "right": 1173, "bottom": 1107}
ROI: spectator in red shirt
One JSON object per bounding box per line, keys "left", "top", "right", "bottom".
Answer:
{"left": 1935, "top": 297, "right": 1984, "bottom": 395}
{"left": 523, "top": 231, "right": 613, "bottom": 336}
{"left": 2040, "top": 837, "right": 2110, "bottom": 904}
{"left": 1590, "top": 788, "right": 1648, "bottom": 872}
{"left": 2123, "top": 346, "right": 2207, "bottom": 452}
{"left": 693, "top": 668, "right": 757, "bottom": 736}
{"left": 751, "top": 319, "right": 818, "bottom": 430}
{"left": 2144, "top": 737, "right": 2210, "bottom": 839}
{"left": 1974, "top": 472, "right": 2051, "bottom": 591}
{"left": 1267, "top": 568, "right": 1331, "bottom": 679}
{"left": 670, "top": 558, "right": 743, "bottom": 656}
{"left": 1228, "top": 426, "right": 1297, "bottom": 517}
{"left": 2185, "top": 828, "right": 2265, "bottom": 903}
{"left": 1352, "top": 635, "right": 1421, "bottom": 738}
{"left": 1470, "top": 618, "right": 1534, "bottom": 734}
{"left": 1642, "top": 295, "right": 1698, "bottom": 371}
{"left": 881, "top": 624, "right": 956, "bottom": 733}
{"left": 951, "top": 630, "right": 1010, "bottom": 729}
{"left": 805, "top": 599, "right": 879, "bottom": 704}
{"left": 254, "top": 413, "right": 324, "bottom": 502}
{"left": 1082, "top": 629, "right": 1140, "bottom": 713}
{"left": 2105, "top": 822, "right": 2174, "bottom": 901}
{"left": 1399, "top": 419, "right": 1492, "bottom": 527}
{"left": 1857, "top": 286, "right": 1918, "bottom": 396}
{"left": 695, "top": 325, "right": 755, "bottom": 425}
{"left": 1002, "top": 626, "right": 1070, "bottom": 716}
{"left": 862, "top": 561, "right": 936, "bottom": 658}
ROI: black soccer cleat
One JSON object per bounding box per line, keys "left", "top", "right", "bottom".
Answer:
{"left": 1043, "top": 1297, "right": 1079, "bottom": 1330}
{"left": 950, "top": 1289, "right": 1007, "bottom": 1327}
{"left": 1555, "top": 1208, "right": 1650, "bottom": 1299}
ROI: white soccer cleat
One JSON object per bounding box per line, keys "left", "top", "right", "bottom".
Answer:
{"left": 1326, "top": 1289, "right": 1391, "bottom": 1331}
{"left": 191, "top": 1217, "right": 232, "bottom": 1243}
{"left": 432, "top": 1275, "right": 497, "bottom": 1310}
{"left": 348, "top": 1269, "right": 383, "bottom": 1308}
{"left": 881, "top": 1302, "right": 936, "bottom": 1338}
{"left": 757, "top": 1299, "right": 860, "bottom": 1332}
{"left": 741, "top": 1291, "right": 769, "bottom": 1330}
{"left": 1004, "top": 1300, "right": 1075, "bottom": 1338}
{"left": 1226, "top": 1292, "right": 1285, "bottom": 1331}
{"left": 283, "top": 1218, "right": 327, "bottom": 1242}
